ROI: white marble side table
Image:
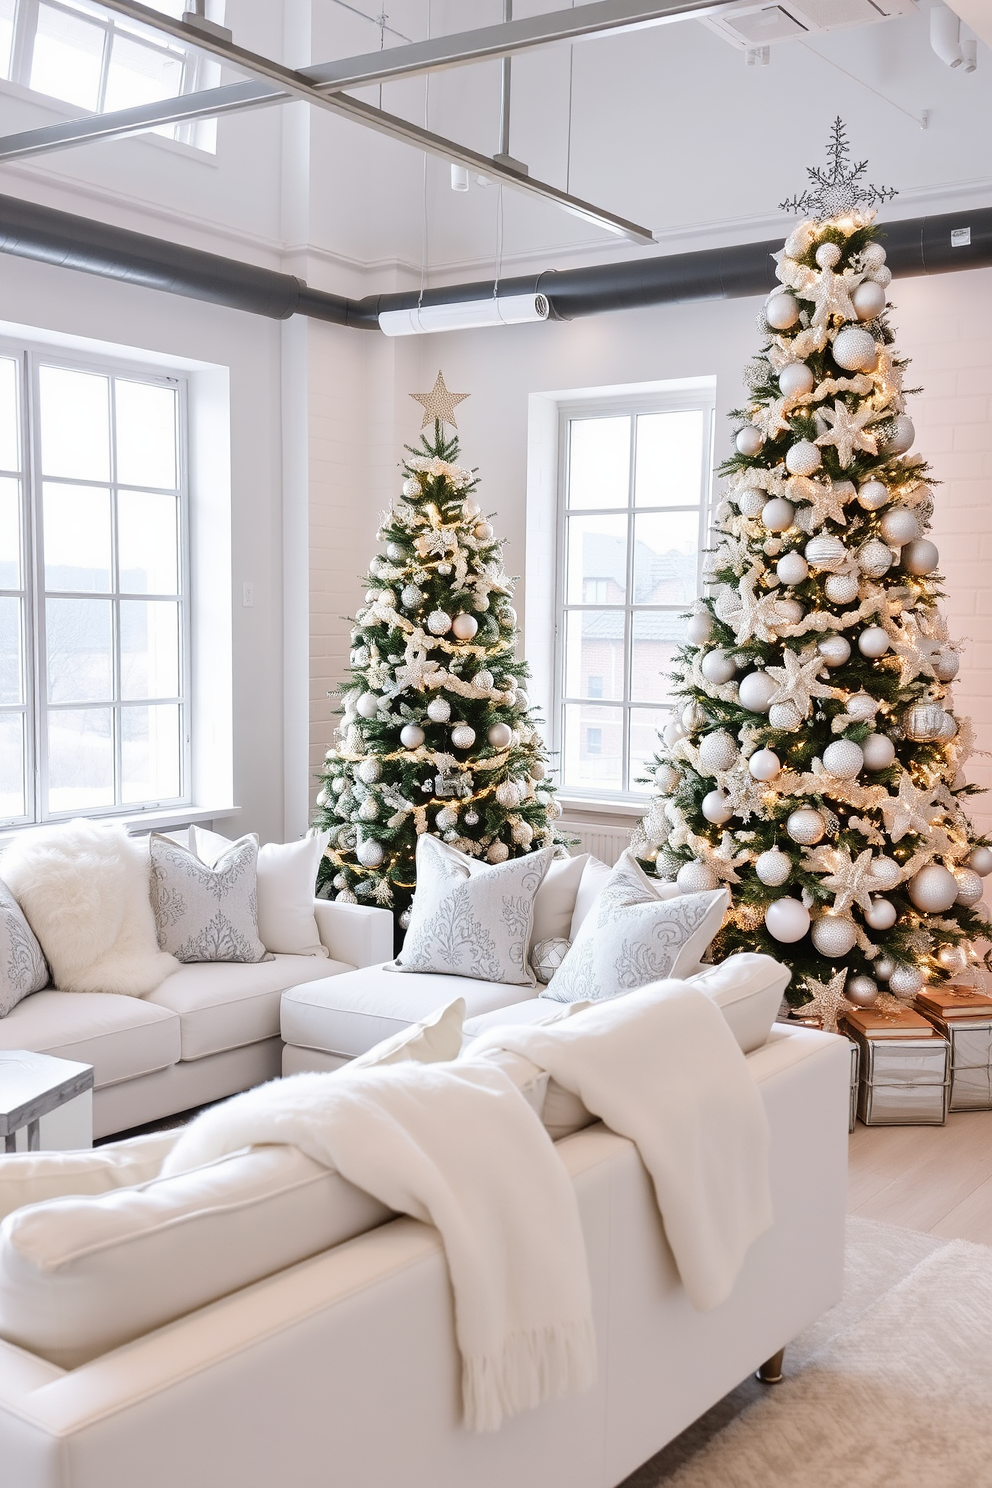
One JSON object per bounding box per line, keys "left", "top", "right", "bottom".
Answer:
{"left": 0, "top": 1050, "right": 94, "bottom": 1152}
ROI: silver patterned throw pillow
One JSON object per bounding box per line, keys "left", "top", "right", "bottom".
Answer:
{"left": 541, "top": 849, "right": 730, "bottom": 1004}
{"left": 149, "top": 834, "right": 269, "bottom": 964}
{"left": 0, "top": 879, "right": 49, "bottom": 1017}
{"left": 390, "top": 836, "right": 554, "bottom": 986}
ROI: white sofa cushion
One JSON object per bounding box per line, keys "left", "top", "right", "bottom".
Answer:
{"left": 147, "top": 954, "right": 352, "bottom": 1061}
{"left": 351, "top": 997, "right": 464, "bottom": 1068}
{"left": 0, "top": 1130, "right": 180, "bottom": 1224}
{"left": 0, "top": 989, "right": 180, "bottom": 1088}
{"left": 391, "top": 836, "right": 553, "bottom": 986}
{"left": 192, "top": 828, "right": 331, "bottom": 959}
{"left": 546, "top": 852, "right": 729, "bottom": 1005}
{"left": 531, "top": 854, "right": 588, "bottom": 946}
{"left": 281, "top": 964, "right": 536, "bottom": 1060}
{"left": 149, "top": 834, "right": 268, "bottom": 965}
{"left": 568, "top": 857, "right": 614, "bottom": 940}
{"left": 684, "top": 954, "right": 789, "bottom": 1056}
{"left": 0, "top": 1144, "right": 391, "bottom": 1368}
{"left": 0, "top": 880, "right": 48, "bottom": 1018}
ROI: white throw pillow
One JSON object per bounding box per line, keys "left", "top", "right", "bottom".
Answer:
{"left": 543, "top": 849, "right": 729, "bottom": 1005}
{"left": 0, "top": 880, "right": 48, "bottom": 1017}
{"left": 192, "top": 827, "right": 330, "bottom": 958}
{"left": 390, "top": 836, "right": 554, "bottom": 986}
{"left": 351, "top": 997, "right": 465, "bottom": 1068}
{"left": 0, "top": 819, "right": 177, "bottom": 996}
{"left": 464, "top": 1000, "right": 596, "bottom": 1141}
{"left": 568, "top": 856, "right": 614, "bottom": 939}
{"left": 684, "top": 953, "right": 790, "bottom": 1055}
{"left": 531, "top": 853, "right": 589, "bottom": 946}
{"left": 149, "top": 834, "right": 268, "bottom": 964}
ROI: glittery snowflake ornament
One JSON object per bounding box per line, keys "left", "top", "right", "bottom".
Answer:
{"left": 779, "top": 118, "right": 897, "bottom": 219}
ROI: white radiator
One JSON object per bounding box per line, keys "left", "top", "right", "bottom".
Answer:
{"left": 560, "top": 817, "right": 633, "bottom": 867}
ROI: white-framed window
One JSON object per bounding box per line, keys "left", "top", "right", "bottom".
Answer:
{"left": 554, "top": 390, "right": 715, "bottom": 801}
{"left": 0, "top": 0, "right": 221, "bottom": 150}
{"left": 0, "top": 343, "right": 191, "bottom": 827}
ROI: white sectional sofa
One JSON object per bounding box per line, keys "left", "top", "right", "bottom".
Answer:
{"left": 0, "top": 900, "right": 393, "bottom": 1140}
{"left": 0, "top": 1023, "right": 850, "bottom": 1488}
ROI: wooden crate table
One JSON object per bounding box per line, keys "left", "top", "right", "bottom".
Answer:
{"left": 0, "top": 1050, "right": 94, "bottom": 1152}
{"left": 916, "top": 986, "right": 992, "bottom": 1113}
{"left": 840, "top": 1006, "right": 950, "bottom": 1127}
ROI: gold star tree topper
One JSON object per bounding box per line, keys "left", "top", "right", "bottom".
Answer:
{"left": 411, "top": 371, "right": 470, "bottom": 430}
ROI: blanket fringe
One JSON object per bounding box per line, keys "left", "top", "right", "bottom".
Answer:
{"left": 462, "top": 1319, "right": 597, "bottom": 1433}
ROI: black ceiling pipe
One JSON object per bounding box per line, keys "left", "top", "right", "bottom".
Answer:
{"left": 0, "top": 191, "right": 990, "bottom": 331}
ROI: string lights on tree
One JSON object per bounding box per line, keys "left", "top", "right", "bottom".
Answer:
{"left": 635, "top": 121, "right": 992, "bottom": 1024}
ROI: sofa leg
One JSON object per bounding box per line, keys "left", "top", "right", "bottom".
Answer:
{"left": 756, "top": 1348, "right": 785, "bottom": 1384}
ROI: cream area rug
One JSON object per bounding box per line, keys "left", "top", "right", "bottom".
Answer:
{"left": 621, "top": 1217, "right": 992, "bottom": 1487}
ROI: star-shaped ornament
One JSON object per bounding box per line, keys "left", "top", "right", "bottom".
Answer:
{"left": 815, "top": 400, "right": 878, "bottom": 468}
{"left": 799, "top": 969, "right": 853, "bottom": 1034}
{"left": 708, "top": 832, "right": 751, "bottom": 885}
{"left": 411, "top": 371, "right": 470, "bottom": 430}
{"left": 779, "top": 118, "right": 898, "bottom": 219}
{"left": 804, "top": 845, "right": 877, "bottom": 916}
{"left": 888, "top": 616, "right": 943, "bottom": 687}
{"left": 880, "top": 774, "right": 941, "bottom": 843}
{"left": 764, "top": 647, "right": 838, "bottom": 717}
{"left": 797, "top": 267, "right": 862, "bottom": 328}
{"left": 789, "top": 475, "right": 851, "bottom": 527}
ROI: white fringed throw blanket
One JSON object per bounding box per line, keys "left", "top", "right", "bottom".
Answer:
{"left": 466, "top": 979, "right": 773, "bottom": 1312}
{"left": 163, "top": 1061, "right": 595, "bottom": 1432}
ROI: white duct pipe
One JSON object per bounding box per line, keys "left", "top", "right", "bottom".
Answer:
{"left": 930, "top": 5, "right": 965, "bottom": 67}
{"left": 378, "top": 293, "right": 549, "bottom": 335}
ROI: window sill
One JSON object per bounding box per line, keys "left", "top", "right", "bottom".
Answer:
{"left": 0, "top": 804, "right": 240, "bottom": 845}
{"left": 558, "top": 796, "right": 647, "bottom": 819}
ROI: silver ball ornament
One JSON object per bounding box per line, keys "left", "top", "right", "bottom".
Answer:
{"left": 868, "top": 857, "right": 902, "bottom": 892}
{"left": 901, "top": 539, "right": 939, "bottom": 576}
{"left": 873, "top": 956, "right": 896, "bottom": 983}
{"left": 865, "top": 896, "right": 898, "bottom": 931}
{"left": 888, "top": 964, "right": 925, "bottom": 999}
{"left": 494, "top": 780, "right": 521, "bottom": 809}
{"left": 676, "top": 860, "right": 719, "bottom": 893}
{"left": 737, "top": 490, "right": 768, "bottom": 519}
{"left": 701, "top": 649, "right": 737, "bottom": 685}
{"left": 435, "top": 806, "right": 459, "bottom": 831}
{"left": 779, "top": 363, "right": 815, "bottom": 399}
{"left": 954, "top": 869, "right": 984, "bottom": 908}
{"left": 487, "top": 841, "right": 510, "bottom": 864}
{"left": 968, "top": 846, "right": 992, "bottom": 878}
{"left": 846, "top": 692, "right": 878, "bottom": 721}
{"left": 687, "top": 609, "right": 713, "bottom": 645}
{"left": 903, "top": 701, "right": 945, "bottom": 742}
{"left": 427, "top": 697, "right": 452, "bottom": 724}
{"left": 748, "top": 748, "right": 781, "bottom": 781}
{"left": 464, "top": 810, "right": 480, "bottom": 826}
{"left": 401, "top": 585, "right": 424, "bottom": 610}
{"left": 451, "top": 724, "right": 476, "bottom": 749}
{"left": 775, "top": 598, "right": 805, "bottom": 625}
{"left": 697, "top": 730, "right": 738, "bottom": 773}
{"left": 818, "top": 635, "right": 851, "bottom": 667}
{"left": 822, "top": 739, "right": 864, "bottom": 779}
{"left": 401, "top": 477, "right": 422, "bottom": 498}
{"left": 786, "top": 441, "right": 822, "bottom": 477}
{"left": 736, "top": 426, "right": 765, "bottom": 457}
{"left": 857, "top": 480, "right": 888, "bottom": 511}
{"left": 880, "top": 507, "right": 921, "bottom": 547}
{"left": 702, "top": 789, "right": 734, "bottom": 825}
{"left": 428, "top": 610, "right": 452, "bottom": 635}
{"left": 857, "top": 540, "right": 893, "bottom": 578}
{"left": 815, "top": 242, "right": 842, "bottom": 268}
{"left": 825, "top": 572, "right": 860, "bottom": 604}
{"left": 766, "top": 293, "right": 800, "bottom": 330}
{"left": 787, "top": 808, "right": 826, "bottom": 845}
{"left": 858, "top": 627, "right": 890, "bottom": 659}
{"left": 846, "top": 975, "right": 879, "bottom": 1007}
{"left": 769, "top": 701, "right": 802, "bottom": 730}
{"left": 938, "top": 944, "right": 969, "bottom": 975}
{"left": 738, "top": 671, "right": 778, "bottom": 714}
{"left": 400, "top": 723, "right": 425, "bottom": 749}
{"left": 386, "top": 541, "right": 406, "bottom": 561}
{"left": 488, "top": 722, "right": 514, "bottom": 750}
{"left": 833, "top": 327, "right": 878, "bottom": 372}
{"left": 474, "top": 521, "right": 494, "bottom": 541}
{"left": 852, "top": 280, "right": 887, "bottom": 320}
{"left": 862, "top": 244, "right": 887, "bottom": 270}
{"left": 777, "top": 551, "right": 809, "bottom": 586}
{"left": 762, "top": 498, "right": 795, "bottom": 533}
{"left": 805, "top": 535, "right": 847, "bottom": 570}
{"left": 883, "top": 415, "right": 916, "bottom": 455}
{"left": 934, "top": 650, "right": 960, "bottom": 683}
{"left": 765, "top": 898, "right": 810, "bottom": 943}
{"left": 452, "top": 613, "right": 479, "bottom": 640}
{"left": 938, "top": 712, "right": 958, "bottom": 742}
{"left": 811, "top": 915, "right": 858, "bottom": 958}
{"left": 655, "top": 763, "right": 680, "bottom": 794}
{"left": 356, "top": 838, "right": 384, "bottom": 868}
{"left": 755, "top": 849, "right": 791, "bottom": 887}
{"left": 861, "top": 733, "right": 896, "bottom": 771}
{"left": 908, "top": 865, "right": 959, "bottom": 914}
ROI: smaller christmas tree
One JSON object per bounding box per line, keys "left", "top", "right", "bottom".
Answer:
{"left": 314, "top": 373, "right": 564, "bottom": 924}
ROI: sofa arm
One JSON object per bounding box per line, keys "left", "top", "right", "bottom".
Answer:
{"left": 312, "top": 899, "right": 393, "bottom": 969}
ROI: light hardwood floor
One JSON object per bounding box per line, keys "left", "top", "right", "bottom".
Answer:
{"left": 849, "top": 1109, "right": 992, "bottom": 1244}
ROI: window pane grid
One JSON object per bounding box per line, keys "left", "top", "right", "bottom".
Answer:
{"left": 556, "top": 400, "right": 714, "bottom": 799}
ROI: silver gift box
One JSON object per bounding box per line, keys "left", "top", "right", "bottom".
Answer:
{"left": 919, "top": 1014, "right": 992, "bottom": 1112}
{"left": 848, "top": 1039, "right": 860, "bottom": 1133}
{"left": 845, "top": 1028, "right": 950, "bottom": 1127}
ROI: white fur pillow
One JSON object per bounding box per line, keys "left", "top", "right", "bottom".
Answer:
{"left": 0, "top": 820, "right": 177, "bottom": 996}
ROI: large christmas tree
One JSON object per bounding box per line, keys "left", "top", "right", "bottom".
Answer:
{"left": 314, "top": 373, "right": 563, "bottom": 925}
{"left": 634, "top": 122, "right": 992, "bottom": 1025}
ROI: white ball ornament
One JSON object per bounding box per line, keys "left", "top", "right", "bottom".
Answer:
{"left": 846, "top": 692, "right": 878, "bottom": 721}
{"left": 833, "top": 327, "right": 878, "bottom": 372}
{"left": 777, "top": 551, "right": 809, "bottom": 586}
{"left": 427, "top": 697, "right": 452, "bottom": 724}
{"left": 756, "top": 849, "right": 792, "bottom": 887}
{"left": 857, "top": 540, "right": 893, "bottom": 578}
{"left": 487, "top": 842, "right": 510, "bottom": 864}
{"left": 852, "top": 280, "right": 887, "bottom": 320}
{"left": 488, "top": 722, "right": 514, "bottom": 750}
{"left": 902, "top": 539, "right": 939, "bottom": 576}
{"left": 858, "top": 627, "right": 890, "bottom": 658}
{"left": 676, "top": 860, "right": 719, "bottom": 893}
{"left": 737, "top": 490, "right": 768, "bottom": 519}
{"left": 934, "top": 651, "right": 960, "bottom": 683}
{"left": 701, "top": 649, "right": 737, "bottom": 685}
{"left": 687, "top": 609, "right": 713, "bottom": 645}
{"left": 513, "top": 688, "right": 529, "bottom": 709}
{"left": 663, "top": 719, "right": 687, "bottom": 748}
{"left": 428, "top": 610, "right": 452, "bottom": 635}
{"left": 874, "top": 955, "right": 896, "bottom": 982}
{"left": 818, "top": 635, "right": 851, "bottom": 667}
{"left": 857, "top": 480, "right": 888, "bottom": 511}
{"left": 786, "top": 441, "right": 822, "bottom": 477}
{"left": 908, "top": 865, "right": 960, "bottom": 914}
{"left": 336, "top": 888, "right": 358, "bottom": 904}
{"left": 815, "top": 242, "right": 842, "bottom": 268}
{"left": 888, "top": 964, "right": 924, "bottom": 999}
{"left": 738, "top": 671, "right": 778, "bottom": 714}
{"left": 868, "top": 857, "right": 902, "bottom": 892}
{"left": 811, "top": 915, "right": 858, "bottom": 958}
{"left": 825, "top": 573, "right": 860, "bottom": 604}
{"left": 765, "top": 898, "right": 811, "bottom": 943}
{"left": 787, "top": 808, "right": 826, "bottom": 845}
{"left": 822, "top": 739, "right": 864, "bottom": 779}
{"left": 865, "top": 897, "right": 898, "bottom": 931}
{"left": 748, "top": 748, "right": 781, "bottom": 781}
{"left": 880, "top": 508, "right": 921, "bottom": 547}
{"left": 386, "top": 541, "right": 406, "bottom": 561}
{"left": 451, "top": 724, "right": 476, "bottom": 749}
{"left": 903, "top": 701, "right": 945, "bottom": 742}
{"left": 846, "top": 975, "right": 879, "bottom": 1007}
{"left": 762, "top": 498, "right": 795, "bottom": 533}
{"left": 862, "top": 734, "right": 896, "bottom": 771}
{"left": 452, "top": 613, "right": 479, "bottom": 640}
{"left": 702, "top": 790, "right": 734, "bottom": 825}
{"left": 954, "top": 870, "right": 984, "bottom": 908}
{"left": 779, "top": 363, "right": 815, "bottom": 399}
{"left": 681, "top": 701, "right": 707, "bottom": 735}
{"left": 805, "top": 535, "right": 847, "bottom": 570}
{"left": 769, "top": 701, "right": 803, "bottom": 730}
{"left": 400, "top": 723, "right": 425, "bottom": 749}
{"left": 736, "top": 426, "right": 765, "bottom": 457}
{"left": 401, "top": 477, "right": 422, "bottom": 498}
{"left": 501, "top": 605, "right": 518, "bottom": 626}
{"left": 862, "top": 243, "right": 887, "bottom": 270}
{"left": 495, "top": 780, "right": 521, "bottom": 809}
{"left": 766, "top": 293, "right": 800, "bottom": 330}
{"left": 358, "top": 797, "right": 379, "bottom": 822}
{"left": 883, "top": 415, "right": 916, "bottom": 455}
{"left": 357, "top": 758, "right": 382, "bottom": 784}
{"left": 968, "top": 846, "right": 992, "bottom": 878}
{"left": 698, "top": 730, "right": 738, "bottom": 773}
{"left": 435, "top": 806, "right": 459, "bottom": 831}
{"left": 357, "top": 692, "right": 380, "bottom": 719}
{"left": 401, "top": 584, "right": 424, "bottom": 610}
{"left": 777, "top": 601, "right": 805, "bottom": 630}
{"left": 654, "top": 763, "right": 680, "bottom": 794}
{"left": 356, "top": 839, "right": 384, "bottom": 868}
{"left": 474, "top": 522, "right": 494, "bottom": 541}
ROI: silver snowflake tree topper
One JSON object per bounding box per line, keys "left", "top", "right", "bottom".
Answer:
{"left": 780, "top": 118, "right": 897, "bottom": 219}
